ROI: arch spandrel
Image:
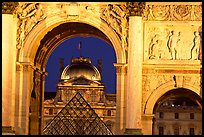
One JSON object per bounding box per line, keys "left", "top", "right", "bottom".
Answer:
{"left": 18, "top": 3, "right": 127, "bottom": 67}
{"left": 144, "top": 81, "right": 202, "bottom": 115}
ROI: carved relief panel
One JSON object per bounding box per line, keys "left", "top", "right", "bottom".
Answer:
{"left": 143, "top": 3, "right": 202, "bottom": 62}
{"left": 144, "top": 24, "right": 202, "bottom": 61}
{"left": 143, "top": 3, "right": 202, "bottom": 21}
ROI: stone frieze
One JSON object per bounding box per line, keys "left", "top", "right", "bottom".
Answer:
{"left": 144, "top": 4, "right": 202, "bottom": 21}
{"left": 145, "top": 25, "right": 202, "bottom": 61}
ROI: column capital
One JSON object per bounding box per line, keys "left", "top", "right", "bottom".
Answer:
{"left": 2, "top": 2, "right": 19, "bottom": 14}
{"left": 114, "top": 63, "right": 127, "bottom": 74}
{"left": 126, "top": 2, "right": 146, "bottom": 17}
{"left": 18, "top": 62, "right": 35, "bottom": 72}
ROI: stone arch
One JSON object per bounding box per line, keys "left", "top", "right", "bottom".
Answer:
{"left": 144, "top": 81, "right": 201, "bottom": 115}
{"left": 17, "top": 8, "right": 126, "bottom": 134}
{"left": 19, "top": 13, "right": 126, "bottom": 65}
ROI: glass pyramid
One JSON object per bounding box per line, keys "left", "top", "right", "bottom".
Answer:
{"left": 43, "top": 92, "right": 113, "bottom": 135}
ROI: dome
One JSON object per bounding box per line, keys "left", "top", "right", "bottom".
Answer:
{"left": 61, "top": 56, "right": 101, "bottom": 81}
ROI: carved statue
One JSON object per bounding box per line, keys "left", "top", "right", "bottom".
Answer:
{"left": 190, "top": 31, "right": 201, "bottom": 60}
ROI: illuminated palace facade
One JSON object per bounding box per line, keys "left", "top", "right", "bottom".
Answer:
{"left": 2, "top": 2, "right": 202, "bottom": 135}
{"left": 43, "top": 56, "right": 116, "bottom": 134}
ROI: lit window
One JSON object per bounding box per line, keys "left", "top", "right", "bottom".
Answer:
{"left": 159, "top": 126, "right": 164, "bottom": 135}
{"left": 107, "top": 110, "right": 111, "bottom": 116}
{"left": 174, "top": 127, "right": 179, "bottom": 135}
{"left": 175, "top": 113, "right": 179, "bottom": 119}
{"left": 49, "top": 108, "right": 53, "bottom": 115}
{"left": 190, "top": 113, "right": 194, "bottom": 119}
{"left": 90, "top": 91, "right": 97, "bottom": 102}
{"left": 54, "top": 109, "right": 58, "bottom": 114}
{"left": 190, "top": 128, "right": 194, "bottom": 135}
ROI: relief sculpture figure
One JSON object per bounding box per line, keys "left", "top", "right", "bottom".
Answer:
{"left": 190, "top": 31, "right": 201, "bottom": 60}
{"left": 175, "top": 32, "right": 183, "bottom": 59}
{"left": 149, "top": 35, "right": 162, "bottom": 59}
{"left": 103, "top": 4, "right": 122, "bottom": 35}
{"left": 167, "top": 31, "right": 180, "bottom": 59}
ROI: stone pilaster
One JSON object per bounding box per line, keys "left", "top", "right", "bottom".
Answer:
{"left": 14, "top": 63, "right": 23, "bottom": 134}
{"left": 125, "top": 16, "right": 143, "bottom": 135}
{"left": 2, "top": 11, "right": 17, "bottom": 135}
{"left": 114, "top": 63, "right": 127, "bottom": 134}
{"left": 142, "top": 114, "right": 154, "bottom": 135}
{"left": 20, "top": 62, "right": 35, "bottom": 134}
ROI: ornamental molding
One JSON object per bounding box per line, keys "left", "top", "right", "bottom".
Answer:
{"left": 126, "top": 2, "right": 146, "bottom": 17}
{"left": 143, "top": 3, "right": 202, "bottom": 21}
{"left": 15, "top": 2, "right": 129, "bottom": 54}
{"left": 100, "top": 4, "right": 129, "bottom": 52}
{"left": 2, "top": 2, "right": 19, "bottom": 14}
{"left": 114, "top": 63, "right": 127, "bottom": 74}
{"left": 15, "top": 3, "right": 46, "bottom": 50}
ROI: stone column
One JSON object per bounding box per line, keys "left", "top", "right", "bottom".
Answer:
{"left": 2, "top": 2, "right": 18, "bottom": 134}
{"left": 125, "top": 16, "right": 143, "bottom": 135}
{"left": 114, "top": 63, "right": 127, "bottom": 135}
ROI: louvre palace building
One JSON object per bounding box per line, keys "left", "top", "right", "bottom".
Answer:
{"left": 2, "top": 2, "right": 202, "bottom": 135}
{"left": 43, "top": 56, "right": 117, "bottom": 134}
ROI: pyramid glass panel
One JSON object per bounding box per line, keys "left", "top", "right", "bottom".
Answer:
{"left": 43, "top": 92, "right": 113, "bottom": 135}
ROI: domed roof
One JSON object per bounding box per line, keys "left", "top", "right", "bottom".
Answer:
{"left": 61, "top": 56, "right": 101, "bottom": 81}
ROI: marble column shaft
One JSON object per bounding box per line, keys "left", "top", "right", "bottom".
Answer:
{"left": 126, "top": 16, "right": 143, "bottom": 132}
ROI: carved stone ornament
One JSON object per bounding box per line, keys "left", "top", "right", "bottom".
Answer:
{"left": 2, "top": 2, "right": 19, "bottom": 14}
{"left": 126, "top": 2, "right": 146, "bottom": 16}
{"left": 115, "top": 65, "right": 127, "bottom": 74}
{"left": 146, "top": 25, "right": 202, "bottom": 60}
{"left": 15, "top": 3, "right": 46, "bottom": 49}
{"left": 145, "top": 4, "right": 202, "bottom": 21}
{"left": 100, "top": 4, "right": 128, "bottom": 51}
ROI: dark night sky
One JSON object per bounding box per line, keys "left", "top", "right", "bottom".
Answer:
{"left": 45, "top": 36, "right": 117, "bottom": 94}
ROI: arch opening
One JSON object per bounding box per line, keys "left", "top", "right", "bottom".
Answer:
{"left": 29, "top": 21, "right": 120, "bottom": 135}
{"left": 152, "top": 88, "right": 202, "bottom": 135}
{"left": 153, "top": 88, "right": 202, "bottom": 114}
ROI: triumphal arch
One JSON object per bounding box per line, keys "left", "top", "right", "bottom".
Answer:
{"left": 2, "top": 2, "right": 202, "bottom": 135}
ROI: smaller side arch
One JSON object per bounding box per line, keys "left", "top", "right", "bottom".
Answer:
{"left": 144, "top": 81, "right": 201, "bottom": 115}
